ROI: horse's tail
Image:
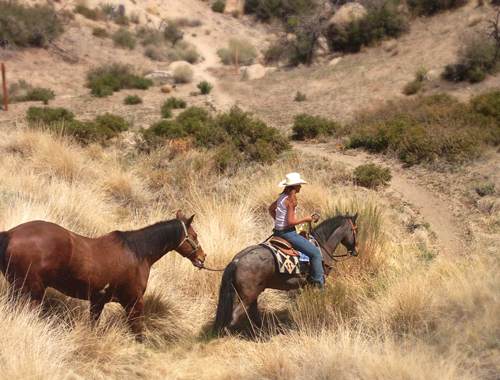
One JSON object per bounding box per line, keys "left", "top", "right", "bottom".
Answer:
{"left": 213, "top": 260, "right": 238, "bottom": 333}
{"left": 0, "top": 232, "right": 10, "bottom": 275}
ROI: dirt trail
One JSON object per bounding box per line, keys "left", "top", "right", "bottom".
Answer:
{"left": 293, "top": 142, "right": 463, "bottom": 256}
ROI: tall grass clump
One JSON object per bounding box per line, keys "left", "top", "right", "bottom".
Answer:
{"left": 74, "top": 4, "right": 107, "bottom": 21}
{"left": 212, "top": 1, "right": 225, "bottom": 12}
{"left": 327, "top": 5, "right": 409, "bottom": 53}
{"left": 354, "top": 163, "right": 392, "bottom": 189}
{"left": 197, "top": 81, "right": 213, "bottom": 94}
{"left": 0, "top": 2, "right": 64, "bottom": 48}
{"left": 346, "top": 94, "right": 499, "bottom": 166}
{"left": 292, "top": 113, "right": 341, "bottom": 140}
{"left": 217, "top": 38, "right": 257, "bottom": 65}
{"left": 86, "top": 63, "right": 153, "bottom": 97}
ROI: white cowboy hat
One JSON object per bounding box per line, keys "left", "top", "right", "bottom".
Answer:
{"left": 279, "top": 172, "right": 308, "bottom": 187}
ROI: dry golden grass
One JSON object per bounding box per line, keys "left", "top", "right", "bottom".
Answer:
{"left": 0, "top": 126, "right": 499, "bottom": 379}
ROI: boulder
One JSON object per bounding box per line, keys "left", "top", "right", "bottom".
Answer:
{"left": 144, "top": 70, "right": 173, "bottom": 86}
{"left": 329, "top": 57, "right": 342, "bottom": 66}
{"left": 328, "top": 3, "right": 367, "bottom": 28}
{"left": 224, "top": 0, "right": 244, "bottom": 15}
{"left": 244, "top": 64, "right": 267, "bottom": 80}
{"left": 161, "top": 84, "right": 173, "bottom": 93}
{"left": 266, "top": 34, "right": 278, "bottom": 42}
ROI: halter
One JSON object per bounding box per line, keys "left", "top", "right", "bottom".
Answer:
{"left": 176, "top": 220, "right": 199, "bottom": 260}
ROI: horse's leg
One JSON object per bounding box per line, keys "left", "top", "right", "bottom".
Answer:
{"left": 248, "top": 300, "right": 262, "bottom": 328}
{"left": 123, "top": 296, "right": 144, "bottom": 343}
{"left": 89, "top": 299, "right": 105, "bottom": 327}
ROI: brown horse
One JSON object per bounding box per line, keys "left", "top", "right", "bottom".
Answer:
{"left": 213, "top": 213, "right": 358, "bottom": 332}
{"left": 0, "top": 210, "right": 205, "bottom": 342}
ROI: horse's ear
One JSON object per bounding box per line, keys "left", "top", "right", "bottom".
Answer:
{"left": 352, "top": 213, "right": 358, "bottom": 222}
{"left": 176, "top": 210, "right": 184, "bottom": 219}
{"left": 186, "top": 215, "right": 194, "bottom": 227}
{"left": 345, "top": 212, "right": 350, "bottom": 218}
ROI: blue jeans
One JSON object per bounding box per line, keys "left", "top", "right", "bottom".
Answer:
{"left": 273, "top": 227, "right": 324, "bottom": 284}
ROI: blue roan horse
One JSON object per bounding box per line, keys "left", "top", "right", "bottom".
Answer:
{"left": 214, "top": 213, "right": 359, "bottom": 332}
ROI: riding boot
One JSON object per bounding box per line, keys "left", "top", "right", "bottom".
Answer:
{"left": 312, "top": 281, "right": 325, "bottom": 292}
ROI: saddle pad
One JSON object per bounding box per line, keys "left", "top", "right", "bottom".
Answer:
{"left": 260, "top": 243, "right": 301, "bottom": 275}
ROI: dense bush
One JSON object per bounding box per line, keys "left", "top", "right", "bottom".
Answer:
{"left": 406, "top": 0, "right": 469, "bottom": 16}
{"left": 243, "top": 0, "right": 315, "bottom": 21}
{"left": 217, "top": 38, "right": 257, "bottom": 65}
{"left": 4, "top": 82, "right": 56, "bottom": 105}
{"left": 441, "top": 32, "right": 499, "bottom": 83}
{"left": 74, "top": 5, "right": 107, "bottom": 21}
{"left": 124, "top": 95, "right": 142, "bottom": 105}
{"left": 161, "top": 97, "right": 187, "bottom": 118}
{"left": 212, "top": 1, "right": 226, "bottom": 12}
{"left": 197, "top": 81, "right": 213, "bottom": 94}
{"left": 346, "top": 94, "right": 499, "bottom": 166}
{"left": 26, "top": 107, "right": 74, "bottom": 124}
{"left": 0, "top": 2, "right": 64, "bottom": 48}
{"left": 292, "top": 113, "right": 341, "bottom": 140}
{"left": 403, "top": 81, "right": 424, "bottom": 95}
{"left": 354, "top": 163, "right": 392, "bottom": 189}
{"left": 26, "top": 108, "right": 128, "bottom": 144}
{"left": 113, "top": 28, "right": 136, "bottom": 49}
{"left": 328, "top": 6, "right": 409, "bottom": 53}
{"left": 86, "top": 64, "right": 153, "bottom": 97}
{"left": 92, "top": 27, "right": 109, "bottom": 38}
{"left": 143, "top": 106, "right": 291, "bottom": 166}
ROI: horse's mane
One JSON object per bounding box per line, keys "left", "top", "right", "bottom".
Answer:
{"left": 312, "top": 215, "right": 346, "bottom": 243}
{"left": 114, "top": 219, "right": 183, "bottom": 259}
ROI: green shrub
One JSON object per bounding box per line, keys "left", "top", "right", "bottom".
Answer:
{"left": 124, "top": 95, "right": 143, "bottom": 105}
{"left": 94, "top": 113, "right": 128, "bottom": 134}
{"left": 146, "top": 120, "right": 187, "bottom": 139}
{"left": 354, "top": 163, "right": 392, "bottom": 189}
{"left": 112, "top": 28, "right": 136, "bottom": 49}
{"left": 26, "top": 107, "right": 74, "bottom": 124}
{"left": 114, "top": 15, "right": 130, "bottom": 26}
{"left": 475, "top": 182, "right": 496, "bottom": 197}
{"left": 9, "top": 86, "right": 55, "bottom": 105}
{"left": 92, "top": 27, "right": 109, "bottom": 38}
{"left": 88, "top": 75, "right": 121, "bottom": 97}
{"left": 161, "top": 97, "right": 187, "bottom": 118}
{"left": 406, "top": 0, "right": 469, "bottom": 16}
{"left": 212, "top": 1, "right": 226, "bottom": 12}
{"left": 197, "top": 81, "right": 213, "bottom": 94}
{"left": 346, "top": 94, "right": 498, "bottom": 166}
{"left": 328, "top": 6, "right": 409, "bottom": 53}
{"left": 441, "top": 32, "right": 498, "bottom": 83}
{"left": 173, "top": 65, "right": 194, "bottom": 83}
{"left": 403, "top": 81, "right": 424, "bottom": 96}
{"left": 292, "top": 113, "right": 340, "bottom": 140}
{"left": 0, "top": 2, "right": 64, "bottom": 48}
{"left": 294, "top": 91, "right": 306, "bottom": 101}
{"left": 86, "top": 64, "right": 152, "bottom": 97}
{"left": 144, "top": 45, "right": 165, "bottom": 61}
{"left": 217, "top": 38, "right": 257, "bottom": 65}
{"left": 74, "top": 5, "right": 106, "bottom": 21}
{"left": 164, "top": 22, "right": 183, "bottom": 46}
{"left": 143, "top": 106, "right": 290, "bottom": 165}
{"left": 244, "top": 0, "right": 315, "bottom": 21}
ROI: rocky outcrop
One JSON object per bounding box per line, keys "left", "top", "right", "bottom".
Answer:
{"left": 328, "top": 3, "right": 367, "bottom": 28}
{"left": 224, "top": 0, "right": 244, "bottom": 15}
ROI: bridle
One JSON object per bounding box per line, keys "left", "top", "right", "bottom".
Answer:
{"left": 311, "top": 217, "right": 358, "bottom": 262}
{"left": 176, "top": 220, "right": 199, "bottom": 260}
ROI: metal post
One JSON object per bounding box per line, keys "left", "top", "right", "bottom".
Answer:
{"left": 1, "top": 63, "right": 7, "bottom": 111}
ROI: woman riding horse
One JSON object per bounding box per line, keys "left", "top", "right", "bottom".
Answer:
{"left": 268, "top": 172, "right": 324, "bottom": 290}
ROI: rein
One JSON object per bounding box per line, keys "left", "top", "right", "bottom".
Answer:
{"left": 311, "top": 217, "right": 357, "bottom": 263}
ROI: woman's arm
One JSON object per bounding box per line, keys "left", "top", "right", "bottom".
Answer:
{"left": 268, "top": 200, "right": 277, "bottom": 220}
{"left": 285, "top": 198, "right": 313, "bottom": 226}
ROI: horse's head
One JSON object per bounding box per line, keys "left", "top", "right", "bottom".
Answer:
{"left": 341, "top": 212, "right": 359, "bottom": 257}
{"left": 175, "top": 210, "right": 206, "bottom": 267}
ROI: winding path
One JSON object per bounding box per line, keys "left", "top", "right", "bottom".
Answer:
{"left": 293, "top": 142, "right": 463, "bottom": 256}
